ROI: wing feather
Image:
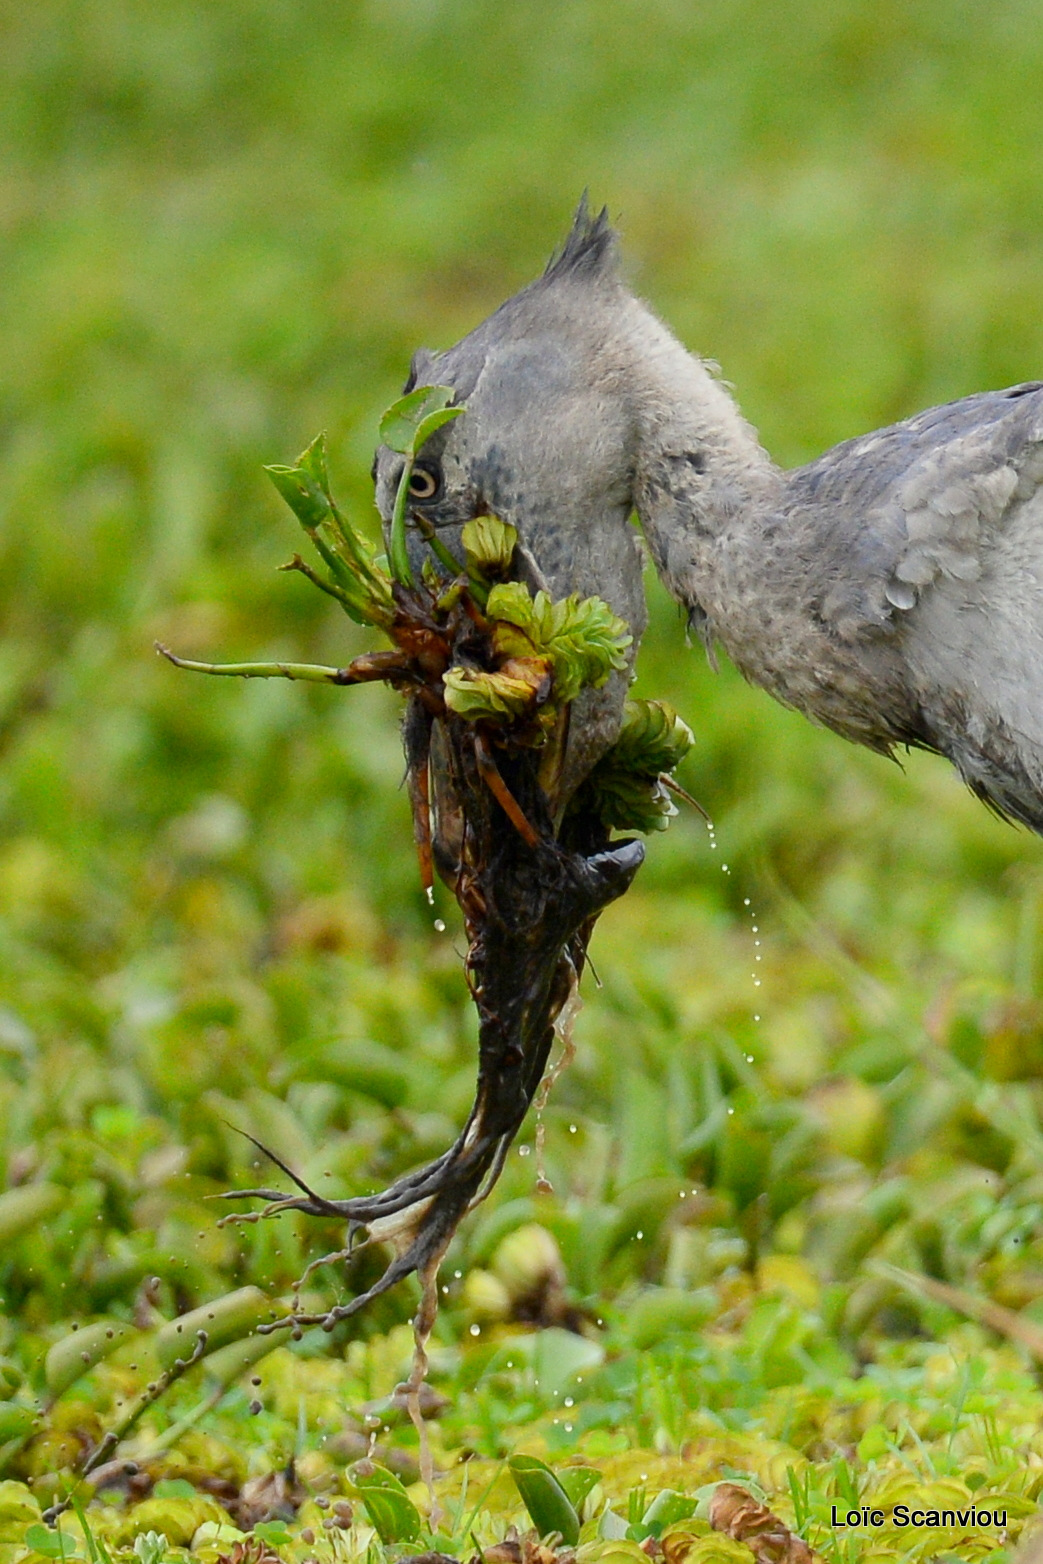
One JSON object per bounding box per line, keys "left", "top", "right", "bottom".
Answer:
{"left": 788, "top": 382, "right": 1043, "bottom": 636}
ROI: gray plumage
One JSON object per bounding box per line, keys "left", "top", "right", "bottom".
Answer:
{"left": 374, "top": 201, "right": 1043, "bottom": 830}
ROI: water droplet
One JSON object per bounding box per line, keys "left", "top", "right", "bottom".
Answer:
{"left": 434, "top": 918, "right": 446, "bottom": 932}
{"left": 721, "top": 863, "right": 729, "bottom": 872}
{"left": 754, "top": 979, "right": 761, "bottom": 987}
{"left": 743, "top": 898, "right": 750, "bottom": 906}
{"left": 754, "top": 1014, "right": 760, "bottom": 1021}
{"left": 564, "top": 1396, "right": 574, "bottom": 1407}
{"left": 425, "top": 886, "right": 434, "bottom": 906}
{"left": 727, "top": 1106, "right": 734, "bottom": 1115}
{"left": 569, "top": 1124, "right": 577, "bottom": 1133}
{"left": 564, "top": 1423, "right": 573, "bottom": 1432}
{"left": 469, "top": 1323, "right": 481, "bottom": 1336}
{"left": 453, "top": 1269, "right": 462, "bottom": 1278}
{"left": 519, "top": 1145, "right": 531, "bottom": 1157}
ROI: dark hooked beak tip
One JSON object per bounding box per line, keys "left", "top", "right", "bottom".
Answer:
{"left": 582, "top": 836, "right": 645, "bottom": 912}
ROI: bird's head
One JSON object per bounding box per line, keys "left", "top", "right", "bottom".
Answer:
{"left": 372, "top": 199, "right": 774, "bottom": 787}
{"left": 373, "top": 200, "right": 653, "bottom": 788}
{"left": 373, "top": 200, "right": 646, "bottom": 622}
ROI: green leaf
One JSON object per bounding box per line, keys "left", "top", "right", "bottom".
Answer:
{"left": 583, "top": 771, "right": 675, "bottom": 834}
{"left": 604, "top": 699, "right": 694, "bottom": 775}
{"left": 379, "top": 385, "right": 458, "bottom": 456}
{"left": 152, "top": 1480, "right": 197, "bottom": 1500}
{"left": 443, "top": 664, "right": 546, "bottom": 722}
{"left": 380, "top": 387, "right": 465, "bottom": 584}
{"left": 576, "top": 700, "right": 694, "bottom": 833}
{"left": 0, "top": 1404, "right": 36, "bottom": 1444}
{"left": 24, "top": 1524, "right": 82, "bottom": 1560}
{"left": 461, "top": 515, "right": 518, "bottom": 576}
{"left": 253, "top": 1521, "right": 292, "bottom": 1547}
{"left": 264, "top": 464, "right": 331, "bottom": 530}
{"left": 200, "top": 1331, "right": 281, "bottom": 1388}
{"left": 543, "top": 593, "right": 632, "bottom": 703}
{"left": 532, "top": 1327, "right": 605, "bottom": 1398}
{"left": 487, "top": 581, "right": 544, "bottom": 654}
{"left": 266, "top": 437, "right": 395, "bottom": 623}
{"left": 0, "top": 1184, "right": 65, "bottom": 1246}
{"left": 349, "top": 1462, "right": 422, "bottom": 1544}
{"left": 508, "top": 1454, "right": 580, "bottom": 1546}
{"left": 413, "top": 404, "right": 465, "bottom": 452}
{"left": 45, "top": 1319, "right": 135, "bottom": 1399}
{"left": 303, "top": 1038, "right": 411, "bottom": 1109}
{"left": 155, "top": 1286, "right": 273, "bottom": 1370}
{"left": 0, "top": 1478, "right": 40, "bottom": 1529}
{"left": 640, "top": 1490, "right": 698, "bottom": 1537}
{"left": 294, "top": 431, "right": 330, "bottom": 493}
{"left": 556, "top": 1466, "right": 602, "bottom": 1511}
{"left": 485, "top": 584, "right": 631, "bottom": 706}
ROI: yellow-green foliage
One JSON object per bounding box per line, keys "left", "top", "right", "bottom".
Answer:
{"left": 3, "top": 2, "right": 1043, "bottom": 1561}
{"left": 578, "top": 701, "right": 695, "bottom": 833}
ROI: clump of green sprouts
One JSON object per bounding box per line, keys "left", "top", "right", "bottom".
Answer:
{"left": 159, "top": 387, "right": 696, "bottom": 846}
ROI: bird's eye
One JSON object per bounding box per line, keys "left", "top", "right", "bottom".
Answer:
{"left": 408, "top": 465, "right": 440, "bottom": 501}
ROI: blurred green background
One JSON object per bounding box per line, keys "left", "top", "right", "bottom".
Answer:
{"left": 3, "top": 0, "right": 1043, "bottom": 1363}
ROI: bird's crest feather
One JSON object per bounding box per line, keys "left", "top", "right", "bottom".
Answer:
{"left": 543, "top": 194, "right": 618, "bottom": 285}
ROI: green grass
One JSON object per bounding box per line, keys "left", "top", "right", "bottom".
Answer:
{"left": 3, "top": 1, "right": 1043, "bottom": 1559}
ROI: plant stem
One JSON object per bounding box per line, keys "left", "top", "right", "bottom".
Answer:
{"left": 411, "top": 512, "right": 462, "bottom": 578}
{"left": 278, "top": 554, "right": 354, "bottom": 606}
{"left": 389, "top": 463, "right": 416, "bottom": 587}
{"left": 156, "top": 645, "right": 355, "bottom": 684}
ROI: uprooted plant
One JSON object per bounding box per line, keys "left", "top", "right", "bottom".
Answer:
{"left": 158, "top": 389, "right": 695, "bottom": 1375}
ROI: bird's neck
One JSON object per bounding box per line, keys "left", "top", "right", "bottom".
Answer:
{"left": 621, "top": 299, "right": 784, "bottom": 667}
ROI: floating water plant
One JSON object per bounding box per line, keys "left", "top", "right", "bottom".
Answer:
{"left": 158, "top": 391, "right": 695, "bottom": 1365}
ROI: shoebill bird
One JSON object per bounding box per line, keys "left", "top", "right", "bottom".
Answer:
{"left": 289, "top": 199, "right": 1043, "bottom": 1323}
{"left": 374, "top": 199, "right": 1043, "bottom": 832}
